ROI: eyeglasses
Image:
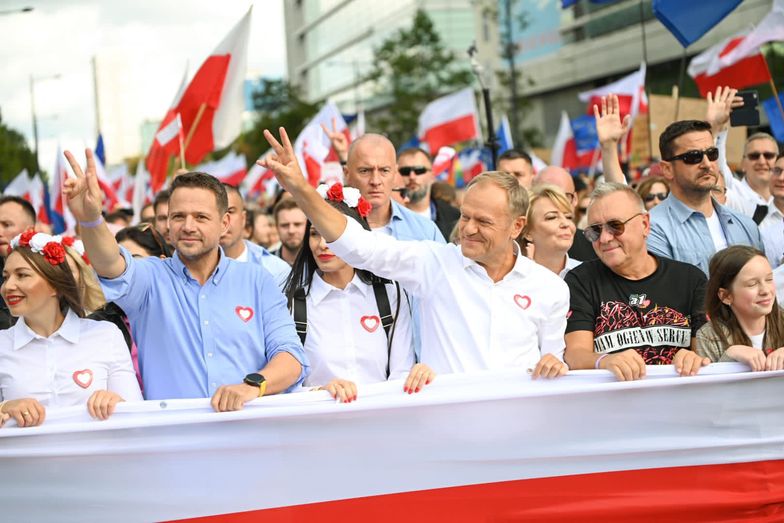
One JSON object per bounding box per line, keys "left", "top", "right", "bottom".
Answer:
{"left": 399, "top": 166, "right": 429, "bottom": 176}
{"left": 665, "top": 147, "right": 719, "bottom": 165}
{"left": 746, "top": 152, "right": 777, "bottom": 161}
{"left": 643, "top": 192, "right": 668, "bottom": 203}
{"left": 583, "top": 213, "right": 644, "bottom": 242}
{"left": 774, "top": 167, "right": 784, "bottom": 177}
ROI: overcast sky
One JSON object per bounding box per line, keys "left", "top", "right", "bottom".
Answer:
{"left": 0, "top": 0, "right": 286, "bottom": 168}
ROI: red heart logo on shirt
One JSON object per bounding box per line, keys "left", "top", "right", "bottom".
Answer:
{"left": 235, "top": 306, "right": 254, "bottom": 323}
{"left": 73, "top": 369, "right": 93, "bottom": 389}
{"left": 360, "top": 315, "right": 380, "bottom": 332}
{"left": 514, "top": 294, "right": 532, "bottom": 310}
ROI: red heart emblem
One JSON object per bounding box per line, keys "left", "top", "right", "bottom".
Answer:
{"left": 360, "top": 315, "right": 380, "bottom": 333}
{"left": 566, "top": 310, "right": 573, "bottom": 319}
{"left": 514, "top": 294, "right": 531, "bottom": 310}
{"left": 641, "top": 299, "right": 651, "bottom": 308}
{"left": 235, "top": 306, "right": 254, "bottom": 323}
{"left": 73, "top": 369, "right": 93, "bottom": 389}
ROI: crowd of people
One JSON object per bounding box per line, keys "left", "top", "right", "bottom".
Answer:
{"left": 0, "top": 83, "right": 782, "bottom": 428}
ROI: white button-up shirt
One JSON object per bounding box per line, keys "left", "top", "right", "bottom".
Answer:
{"left": 760, "top": 205, "right": 784, "bottom": 268}
{"left": 328, "top": 219, "right": 570, "bottom": 374}
{"left": 0, "top": 309, "right": 143, "bottom": 406}
{"left": 718, "top": 130, "right": 773, "bottom": 218}
{"left": 302, "top": 272, "right": 414, "bottom": 387}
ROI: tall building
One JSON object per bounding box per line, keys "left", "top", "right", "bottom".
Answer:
{"left": 494, "top": 0, "right": 774, "bottom": 150}
{"left": 283, "top": 0, "right": 478, "bottom": 112}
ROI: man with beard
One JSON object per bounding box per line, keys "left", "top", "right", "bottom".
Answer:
{"left": 270, "top": 199, "right": 307, "bottom": 266}
{"left": 648, "top": 120, "right": 763, "bottom": 275}
{"left": 398, "top": 147, "right": 459, "bottom": 240}
{"left": 62, "top": 152, "right": 308, "bottom": 410}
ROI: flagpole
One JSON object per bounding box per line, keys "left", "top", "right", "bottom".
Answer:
{"left": 468, "top": 44, "right": 499, "bottom": 170}
{"left": 183, "top": 103, "right": 207, "bottom": 159}
{"left": 638, "top": 0, "right": 653, "bottom": 161}
{"left": 761, "top": 52, "right": 784, "bottom": 123}
{"left": 178, "top": 126, "right": 186, "bottom": 170}
{"left": 675, "top": 49, "right": 687, "bottom": 121}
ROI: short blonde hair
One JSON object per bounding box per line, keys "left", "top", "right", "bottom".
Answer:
{"left": 465, "top": 171, "right": 529, "bottom": 218}
{"left": 522, "top": 184, "right": 572, "bottom": 239}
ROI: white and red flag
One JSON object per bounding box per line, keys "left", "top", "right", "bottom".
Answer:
{"left": 687, "top": 0, "right": 783, "bottom": 99}
{"left": 49, "top": 145, "right": 76, "bottom": 233}
{"left": 3, "top": 169, "right": 33, "bottom": 198}
{"left": 294, "top": 102, "right": 349, "bottom": 187}
{"left": 195, "top": 151, "right": 247, "bottom": 186}
{"left": 417, "top": 88, "right": 480, "bottom": 153}
{"left": 550, "top": 111, "right": 595, "bottom": 170}
{"left": 146, "top": 8, "right": 251, "bottom": 191}
{"left": 578, "top": 63, "right": 648, "bottom": 121}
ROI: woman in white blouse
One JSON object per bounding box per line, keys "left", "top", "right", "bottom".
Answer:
{"left": 284, "top": 183, "right": 434, "bottom": 403}
{"left": 0, "top": 231, "right": 142, "bottom": 428}
{"left": 522, "top": 185, "right": 581, "bottom": 279}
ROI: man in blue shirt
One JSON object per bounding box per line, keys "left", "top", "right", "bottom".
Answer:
{"left": 649, "top": 120, "right": 763, "bottom": 274}
{"left": 62, "top": 150, "right": 308, "bottom": 410}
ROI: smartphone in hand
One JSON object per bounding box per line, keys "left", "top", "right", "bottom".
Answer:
{"left": 730, "top": 90, "right": 760, "bottom": 127}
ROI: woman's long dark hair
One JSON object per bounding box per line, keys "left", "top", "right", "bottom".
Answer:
{"left": 283, "top": 198, "right": 379, "bottom": 307}
{"left": 706, "top": 245, "right": 784, "bottom": 349}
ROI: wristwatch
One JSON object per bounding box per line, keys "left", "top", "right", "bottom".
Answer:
{"left": 243, "top": 373, "right": 267, "bottom": 397}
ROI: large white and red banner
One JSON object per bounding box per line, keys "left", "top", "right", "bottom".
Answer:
{"left": 2, "top": 364, "right": 784, "bottom": 522}
{"left": 418, "top": 88, "right": 480, "bottom": 154}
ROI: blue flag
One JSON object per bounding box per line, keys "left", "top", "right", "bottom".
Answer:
{"left": 95, "top": 134, "right": 106, "bottom": 165}
{"left": 400, "top": 135, "right": 421, "bottom": 151}
{"left": 571, "top": 115, "right": 599, "bottom": 154}
{"left": 763, "top": 94, "right": 784, "bottom": 143}
{"left": 496, "top": 115, "right": 514, "bottom": 155}
{"left": 652, "top": 0, "right": 741, "bottom": 47}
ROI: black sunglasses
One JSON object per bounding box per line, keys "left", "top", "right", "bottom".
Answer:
{"left": 643, "top": 192, "right": 668, "bottom": 203}
{"left": 666, "top": 147, "right": 719, "bottom": 165}
{"left": 584, "top": 213, "right": 644, "bottom": 242}
{"left": 399, "top": 166, "right": 429, "bottom": 176}
{"left": 746, "top": 152, "right": 777, "bottom": 161}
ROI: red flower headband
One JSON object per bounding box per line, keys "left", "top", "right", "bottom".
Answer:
{"left": 9, "top": 230, "right": 89, "bottom": 266}
{"left": 316, "top": 182, "right": 372, "bottom": 218}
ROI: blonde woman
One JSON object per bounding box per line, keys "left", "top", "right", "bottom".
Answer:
{"left": 522, "top": 185, "right": 581, "bottom": 278}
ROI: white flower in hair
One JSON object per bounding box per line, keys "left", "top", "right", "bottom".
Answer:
{"left": 342, "top": 187, "right": 361, "bottom": 208}
{"left": 28, "top": 233, "right": 54, "bottom": 254}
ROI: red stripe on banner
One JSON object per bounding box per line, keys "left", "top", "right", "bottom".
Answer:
{"left": 176, "top": 460, "right": 784, "bottom": 522}
{"left": 694, "top": 53, "right": 771, "bottom": 97}
{"left": 423, "top": 114, "right": 478, "bottom": 153}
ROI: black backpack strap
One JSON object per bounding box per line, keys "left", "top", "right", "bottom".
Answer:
{"left": 292, "top": 287, "right": 308, "bottom": 345}
{"left": 372, "top": 280, "right": 401, "bottom": 378}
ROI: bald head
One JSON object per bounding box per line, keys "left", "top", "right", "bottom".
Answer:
{"left": 533, "top": 166, "right": 576, "bottom": 209}
{"left": 344, "top": 133, "right": 398, "bottom": 217}
{"left": 346, "top": 133, "right": 396, "bottom": 166}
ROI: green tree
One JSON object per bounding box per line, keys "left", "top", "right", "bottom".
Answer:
{"left": 367, "top": 9, "right": 474, "bottom": 148}
{"left": 236, "top": 78, "right": 320, "bottom": 163}
{"left": 0, "top": 111, "right": 37, "bottom": 187}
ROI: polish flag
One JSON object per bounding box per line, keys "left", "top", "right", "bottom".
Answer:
{"left": 146, "top": 8, "right": 251, "bottom": 191}
{"left": 92, "top": 153, "right": 122, "bottom": 211}
{"left": 550, "top": 111, "right": 595, "bottom": 170}
{"left": 50, "top": 146, "right": 76, "bottom": 234}
{"left": 418, "top": 88, "right": 480, "bottom": 153}
{"left": 294, "top": 102, "right": 348, "bottom": 186}
{"left": 3, "top": 169, "right": 33, "bottom": 198}
{"left": 718, "top": 0, "right": 784, "bottom": 70}
{"left": 579, "top": 63, "right": 648, "bottom": 121}
{"left": 688, "top": 32, "right": 774, "bottom": 97}
{"left": 195, "top": 151, "right": 247, "bottom": 186}
{"left": 432, "top": 146, "right": 457, "bottom": 180}
{"left": 242, "top": 150, "right": 277, "bottom": 198}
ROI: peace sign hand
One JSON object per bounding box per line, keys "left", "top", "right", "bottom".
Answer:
{"left": 320, "top": 117, "right": 349, "bottom": 162}
{"left": 260, "top": 127, "right": 308, "bottom": 194}
{"left": 62, "top": 149, "right": 105, "bottom": 222}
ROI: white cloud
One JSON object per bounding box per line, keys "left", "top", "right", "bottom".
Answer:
{"left": 0, "top": 0, "right": 286, "bottom": 168}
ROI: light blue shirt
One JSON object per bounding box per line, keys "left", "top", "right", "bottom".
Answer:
{"left": 648, "top": 195, "right": 764, "bottom": 275}
{"left": 243, "top": 240, "right": 291, "bottom": 290}
{"left": 99, "top": 247, "right": 308, "bottom": 400}
{"left": 379, "top": 201, "right": 445, "bottom": 360}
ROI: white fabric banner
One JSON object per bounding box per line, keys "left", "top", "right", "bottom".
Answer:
{"left": 1, "top": 364, "right": 783, "bottom": 522}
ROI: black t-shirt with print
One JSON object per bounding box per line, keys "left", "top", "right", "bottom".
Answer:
{"left": 565, "top": 254, "right": 707, "bottom": 364}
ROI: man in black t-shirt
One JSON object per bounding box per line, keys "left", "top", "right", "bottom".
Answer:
{"left": 564, "top": 183, "right": 709, "bottom": 381}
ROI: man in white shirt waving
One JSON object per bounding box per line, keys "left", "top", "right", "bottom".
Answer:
{"left": 260, "top": 127, "right": 570, "bottom": 379}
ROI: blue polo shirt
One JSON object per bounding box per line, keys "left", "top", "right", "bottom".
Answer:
{"left": 99, "top": 247, "right": 308, "bottom": 400}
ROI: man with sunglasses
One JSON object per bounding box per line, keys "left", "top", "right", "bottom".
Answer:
{"left": 760, "top": 155, "right": 784, "bottom": 268}
{"left": 398, "top": 147, "right": 460, "bottom": 240}
{"left": 648, "top": 120, "right": 763, "bottom": 275}
{"left": 706, "top": 87, "right": 780, "bottom": 223}
{"left": 564, "top": 183, "right": 709, "bottom": 381}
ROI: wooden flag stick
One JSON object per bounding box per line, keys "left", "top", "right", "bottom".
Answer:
{"left": 178, "top": 124, "right": 186, "bottom": 170}
{"left": 182, "top": 103, "right": 207, "bottom": 160}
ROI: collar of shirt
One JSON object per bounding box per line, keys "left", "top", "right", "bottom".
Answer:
{"left": 740, "top": 178, "right": 774, "bottom": 206}
{"left": 309, "top": 272, "right": 369, "bottom": 306}
{"left": 460, "top": 241, "right": 529, "bottom": 281}
{"left": 12, "top": 308, "right": 80, "bottom": 351}
{"left": 235, "top": 242, "right": 249, "bottom": 262}
{"left": 171, "top": 247, "right": 230, "bottom": 285}
{"left": 665, "top": 194, "right": 732, "bottom": 225}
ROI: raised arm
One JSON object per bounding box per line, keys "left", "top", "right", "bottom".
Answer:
{"left": 261, "top": 128, "right": 348, "bottom": 242}
{"left": 62, "top": 149, "right": 126, "bottom": 279}
{"left": 594, "top": 94, "right": 631, "bottom": 184}
{"left": 320, "top": 117, "right": 349, "bottom": 163}
{"left": 705, "top": 86, "right": 743, "bottom": 191}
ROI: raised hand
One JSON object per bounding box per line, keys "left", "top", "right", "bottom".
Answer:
{"left": 705, "top": 86, "right": 741, "bottom": 134}
{"left": 260, "top": 127, "right": 308, "bottom": 194}
{"left": 593, "top": 94, "right": 631, "bottom": 147}
{"left": 320, "top": 117, "right": 349, "bottom": 163}
{"left": 62, "top": 149, "right": 105, "bottom": 222}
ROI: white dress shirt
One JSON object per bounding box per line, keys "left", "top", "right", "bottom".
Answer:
{"left": 718, "top": 130, "right": 773, "bottom": 217}
{"left": 328, "top": 218, "right": 570, "bottom": 374}
{"left": 0, "top": 309, "right": 143, "bottom": 406}
{"left": 559, "top": 257, "right": 582, "bottom": 279}
{"left": 302, "top": 272, "right": 414, "bottom": 387}
{"left": 760, "top": 205, "right": 784, "bottom": 268}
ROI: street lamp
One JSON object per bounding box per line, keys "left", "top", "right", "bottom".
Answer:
{"left": 29, "top": 73, "right": 61, "bottom": 175}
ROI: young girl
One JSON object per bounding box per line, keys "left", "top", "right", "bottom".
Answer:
{"left": 696, "top": 245, "right": 784, "bottom": 371}
{"left": 0, "top": 230, "right": 142, "bottom": 427}
{"left": 284, "top": 183, "right": 434, "bottom": 402}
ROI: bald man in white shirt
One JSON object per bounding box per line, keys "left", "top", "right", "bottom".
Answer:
{"left": 260, "top": 128, "right": 570, "bottom": 379}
